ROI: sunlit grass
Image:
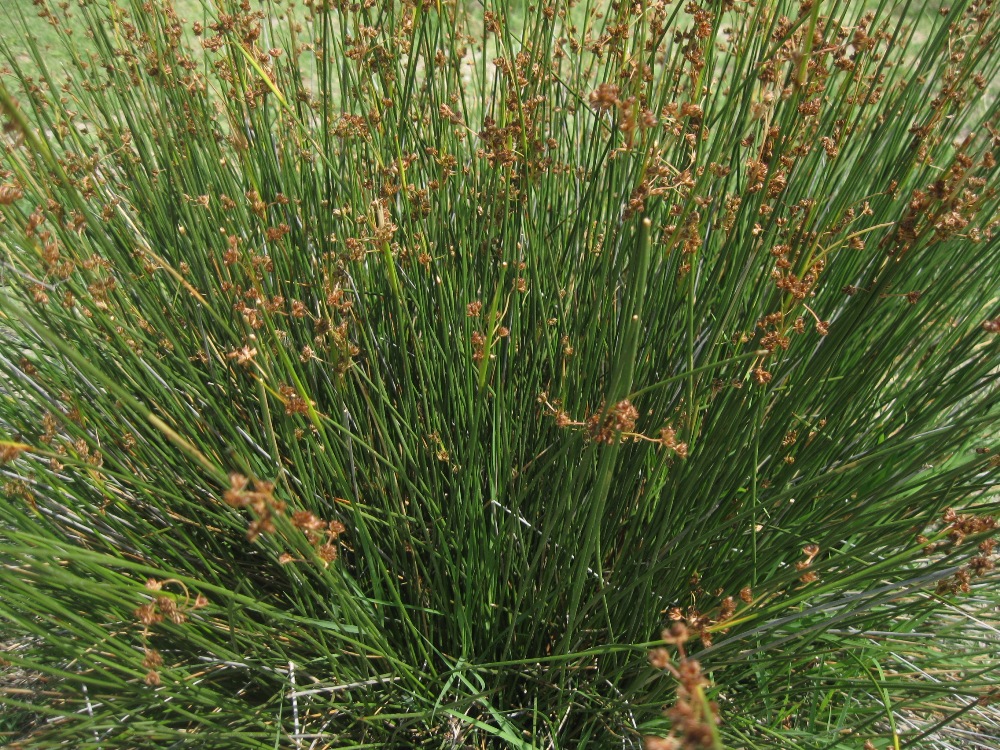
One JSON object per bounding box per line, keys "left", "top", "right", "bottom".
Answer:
{"left": 0, "top": 0, "right": 998, "bottom": 747}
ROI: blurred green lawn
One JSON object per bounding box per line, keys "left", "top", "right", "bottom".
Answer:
{"left": 1, "top": 1, "right": 225, "bottom": 76}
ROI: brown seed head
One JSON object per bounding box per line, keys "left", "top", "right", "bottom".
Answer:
{"left": 291, "top": 510, "right": 325, "bottom": 531}
{"left": 318, "top": 543, "right": 338, "bottom": 565}
{"left": 0, "top": 444, "right": 25, "bottom": 464}
{"left": 661, "top": 622, "right": 690, "bottom": 645}
{"left": 142, "top": 648, "right": 163, "bottom": 669}
{"left": 589, "top": 82, "right": 620, "bottom": 112}
{"left": 0, "top": 184, "right": 23, "bottom": 205}
{"left": 134, "top": 603, "right": 162, "bottom": 626}
{"left": 648, "top": 647, "right": 671, "bottom": 670}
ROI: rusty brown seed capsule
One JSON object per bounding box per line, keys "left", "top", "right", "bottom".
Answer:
{"left": 0, "top": 184, "right": 24, "bottom": 204}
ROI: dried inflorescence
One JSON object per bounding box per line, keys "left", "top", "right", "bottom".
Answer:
{"left": 278, "top": 384, "right": 311, "bottom": 416}
{"left": 0, "top": 442, "right": 28, "bottom": 464}
{"left": 589, "top": 83, "right": 620, "bottom": 113}
{"left": 586, "top": 399, "right": 639, "bottom": 444}
{"left": 645, "top": 623, "right": 723, "bottom": 750}
{"left": 132, "top": 578, "right": 209, "bottom": 687}
{"left": 142, "top": 648, "right": 163, "bottom": 686}
{"left": 915, "top": 507, "right": 999, "bottom": 595}
{"left": 666, "top": 591, "right": 742, "bottom": 649}
{"left": 223, "top": 472, "right": 347, "bottom": 566}
{"left": 795, "top": 543, "right": 821, "bottom": 584}
{"left": 0, "top": 183, "right": 23, "bottom": 204}
{"left": 658, "top": 426, "right": 689, "bottom": 459}
{"left": 287, "top": 510, "right": 347, "bottom": 566}
{"left": 540, "top": 394, "right": 690, "bottom": 456}
{"left": 224, "top": 473, "right": 286, "bottom": 542}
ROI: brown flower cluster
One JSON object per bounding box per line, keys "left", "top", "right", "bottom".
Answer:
{"left": 470, "top": 330, "right": 488, "bottom": 364}
{"left": 224, "top": 473, "right": 348, "bottom": 566}
{"left": 224, "top": 472, "right": 286, "bottom": 542}
{"left": 541, "top": 394, "right": 690, "bottom": 455}
{"left": 795, "top": 543, "right": 821, "bottom": 585}
{"left": 772, "top": 256, "right": 825, "bottom": 303}
{"left": 588, "top": 83, "right": 657, "bottom": 146}
{"left": 589, "top": 83, "right": 620, "bottom": 112}
{"left": 658, "top": 427, "right": 690, "bottom": 459}
{"left": 132, "top": 578, "right": 209, "bottom": 687}
{"left": 888, "top": 138, "right": 992, "bottom": 257}
{"left": 226, "top": 344, "right": 258, "bottom": 367}
{"left": 666, "top": 593, "right": 739, "bottom": 649}
{"left": 285, "top": 511, "right": 347, "bottom": 567}
{"left": 0, "top": 442, "right": 28, "bottom": 464}
{"left": 586, "top": 400, "right": 639, "bottom": 444}
{"left": 645, "top": 623, "right": 722, "bottom": 750}
{"left": 0, "top": 183, "right": 23, "bottom": 205}
{"left": 922, "top": 508, "right": 999, "bottom": 595}
{"left": 278, "top": 384, "right": 311, "bottom": 416}
{"left": 748, "top": 247, "right": 834, "bottom": 385}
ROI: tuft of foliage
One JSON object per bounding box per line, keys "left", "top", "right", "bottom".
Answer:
{"left": 0, "top": 0, "right": 998, "bottom": 747}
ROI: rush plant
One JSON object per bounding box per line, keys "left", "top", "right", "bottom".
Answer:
{"left": 0, "top": 0, "right": 998, "bottom": 747}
